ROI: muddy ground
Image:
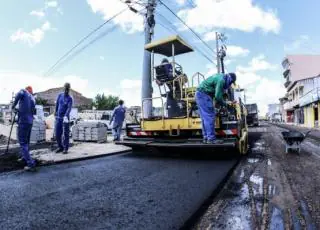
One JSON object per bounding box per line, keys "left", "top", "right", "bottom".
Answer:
{"left": 0, "top": 134, "right": 16, "bottom": 145}
{"left": 194, "top": 123, "right": 320, "bottom": 230}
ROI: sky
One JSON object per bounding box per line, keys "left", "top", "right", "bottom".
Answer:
{"left": 0, "top": 0, "right": 319, "bottom": 115}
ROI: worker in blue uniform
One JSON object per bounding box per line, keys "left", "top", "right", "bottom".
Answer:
{"left": 110, "top": 100, "right": 126, "bottom": 141}
{"left": 196, "top": 73, "right": 237, "bottom": 144}
{"left": 54, "top": 83, "right": 73, "bottom": 154}
{"left": 12, "top": 86, "right": 36, "bottom": 171}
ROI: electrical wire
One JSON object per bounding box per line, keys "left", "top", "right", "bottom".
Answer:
{"left": 158, "top": 0, "right": 216, "bottom": 54}
{"left": 43, "top": 8, "right": 128, "bottom": 77}
{"left": 156, "top": 11, "right": 216, "bottom": 65}
{"left": 47, "top": 25, "right": 119, "bottom": 76}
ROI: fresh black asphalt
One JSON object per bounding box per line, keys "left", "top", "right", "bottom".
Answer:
{"left": 0, "top": 151, "right": 237, "bottom": 230}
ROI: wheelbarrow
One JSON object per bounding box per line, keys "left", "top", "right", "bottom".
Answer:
{"left": 281, "top": 130, "right": 311, "bottom": 153}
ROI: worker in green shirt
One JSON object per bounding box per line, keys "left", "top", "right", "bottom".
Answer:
{"left": 196, "top": 73, "right": 237, "bottom": 144}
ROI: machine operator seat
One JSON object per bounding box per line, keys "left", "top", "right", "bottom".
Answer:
{"left": 155, "top": 62, "right": 187, "bottom": 98}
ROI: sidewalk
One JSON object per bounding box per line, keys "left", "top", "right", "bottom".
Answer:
{"left": 32, "top": 142, "right": 131, "bottom": 165}
{"left": 273, "top": 122, "right": 320, "bottom": 140}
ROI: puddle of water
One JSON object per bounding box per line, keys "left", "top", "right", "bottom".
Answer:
{"left": 251, "top": 147, "right": 266, "bottom": 154}
{"left": 268, "top": 184, "right": 277, "bottom": 198}
{"left": 247, "top": 158, "right": 259, "bottom": 163}
{"left": 239, "top": 183, "right": 250, "bottom": 201}
{"left": 240, "top": 169, "right": 245, "bottom": 180}
{"left": 249, "top": 174, "right": 263, "bottom": 195}
{"left": 255, "top": 201, "right": 263, "bottom": 219}
{"left": 211, "top": 203, "right": 251, "bottom": 230}
{"left": 270, "top": 207, "right": 285, "bottom": 230}
{"left": 300, "top": 200, "right": 317, "bottom": 230}
{"left": 290, "top": 208, "right": 302, "bottom": 230}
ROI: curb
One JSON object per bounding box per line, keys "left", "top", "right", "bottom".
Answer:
{"left": 37, "top": 149, "right": 131, "bottom": 167}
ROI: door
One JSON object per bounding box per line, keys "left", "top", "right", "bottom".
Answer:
{"left": 314, "top": 106, "right": 319, "bottom": 127}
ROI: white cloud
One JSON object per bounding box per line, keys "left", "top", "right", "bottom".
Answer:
{"left": 177, "top": 0, "right": 280, "bottom": 33}
{"left": 87, "top": 0, "right": 144, "bottom": 34}
{"left": 176, "top": 0, "right": 186, "bottom": 5}
{"left": 227, "top": 45, "right": 250, "bottom": 57}
{"left": 41, "top": 21, "right": 51, "bottom": 30}
{"left": 30, "top": 10, "right": 45, "bottom": 18}
{"left": 99, "top": 56, "right": 105, "bottom": 61}
{"left": 45, "top": 1, "right": 58, "bottom": 8}
{"left": 237, "top": 55, "right": 277, "bottom": 72}
{"left": 0, "top": 71, "right": 92, "bottom": 103}
{"left": 232, "top": 54, "right": 283, "bottom": 115}
{"left": 10, "top": 21, "right": 52, "bottom": 46}
{"left": 57, "top": 8, "right": 63, "bottom": 15}
{"left": 235, "top": 71, "right": 262, "bottom": 88}
{"left": 119, "top": 79, "right": 141, "bottom": 106}
{"left": 203, "top": 31, "right": 216, "bottom": 41}
{"left": 246, "top": 78, "right": 285, "bottom": 115}
{"left": 284, "top": 35, "right": 309, "bottom": 52}
{"left": 101, "top": 79, "right": 141, "bottom": 106}
{"left": 120, "top": 79, "right": 141, "bottom": 89}
{"left": 206, "top": 63, "right": 217, "bottom": 76}
{"left": 225, "top": 59, "right": 233, "bottom": 65}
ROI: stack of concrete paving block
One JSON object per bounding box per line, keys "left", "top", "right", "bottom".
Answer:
{"left": 16, "top": 120, "right": 46, "bottom": 143}
{"left": 72, "top": 121, "right": 107, "bottom": 143}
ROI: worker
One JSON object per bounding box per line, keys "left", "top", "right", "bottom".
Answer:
{"left": 196, "top": 73, "right": 237, "bottom": 144}
{"left": 54, "top": 83, "right": 73, "bottom": 154}
{"left": 12, "top": 86, "right": 36, "bottom": 171}
{"left": 110, "top": 100, "right": 126, "bottom": 141}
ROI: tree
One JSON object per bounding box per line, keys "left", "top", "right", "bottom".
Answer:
{"left": 93, "top": 94, "right": 119, "bottom": 110}
{"left": 35, "top": 97, "right": 48, "bottom": 106}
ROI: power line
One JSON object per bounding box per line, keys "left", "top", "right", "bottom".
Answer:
{"left": 47, "top": 25, "right": 119, "bottom": 76}
{"left": 156, "top": 11, "right": 216, "bottom": 65}
{"left": 158, "top": 0, "right": 216, "bottom": 54}
{"left": 43, "top": 8, "right": 128, "bottom": 77}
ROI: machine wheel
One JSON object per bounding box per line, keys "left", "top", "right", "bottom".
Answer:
{"left": 237, "top": 129, "right": 249, "bottom": 155}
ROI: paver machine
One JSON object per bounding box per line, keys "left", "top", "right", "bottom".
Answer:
{"left": 116, "top": 35, "right": 248, "bottom": 154}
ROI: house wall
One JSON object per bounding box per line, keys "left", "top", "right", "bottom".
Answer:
{"left": 304, "top": 105, "right": 314, "bottom": 128}
{"left": 287, "top": 55, "right": 320, "bottom": 84}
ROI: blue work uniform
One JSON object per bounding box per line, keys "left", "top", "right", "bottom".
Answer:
{"left": 12, "top": 89, "right": 36, "bottom": 167}
{"left": 110, "top": 105, "right": 126, "bottom": 141}
{"left": 55, "top": 93, "right": 73, "bottom": 151}
{"left": 195, "top": 74, "right": 234, "bottom": 141}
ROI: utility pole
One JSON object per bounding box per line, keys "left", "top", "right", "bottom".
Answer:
{"left": 215, "top": 32, "right": 221, "bottom": 73}
{"left": 141, "top": 0, "right": 156, "bottom": 119}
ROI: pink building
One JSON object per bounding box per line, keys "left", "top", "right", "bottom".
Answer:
{"left": 281, "top": 55, "right": 320, "bottom": 126}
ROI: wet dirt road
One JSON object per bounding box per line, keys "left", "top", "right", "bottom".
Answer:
{"left": 0, "top": 150, "right": 237, "bottom": 230}
{"left": 194, "top": 123, "right": 320, "bottom": 230}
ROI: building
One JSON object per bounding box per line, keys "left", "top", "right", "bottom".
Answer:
{"left": 267, "top": 104, "right": 281, "bottom": 121}
{"left": 281, "top": 55, "right": 320, "bottom": 127}
{"left": 35, "top": 88, "right": 92, "bottom": 114}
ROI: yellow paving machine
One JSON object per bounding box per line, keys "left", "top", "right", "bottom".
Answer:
{"left": 116, "top": 35, "right": 248, "bottom": 154}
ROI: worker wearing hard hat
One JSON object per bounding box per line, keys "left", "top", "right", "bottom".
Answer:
{"left": 110, "top": 100, "right": 126, "bottom": 141}
{"left": 196, "top": 73, "right": 237, "bottom": 144}
{"left": 11, "top": 86, "right": 36, "bottom": 171}
{"left": 54, "top": 83, "right": 73, "bottom": 154}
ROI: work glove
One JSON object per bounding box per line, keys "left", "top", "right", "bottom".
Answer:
{"left": 227, "top": 101, "right": 237, "bottom": 106}
{"left": 63, "top": 116, "right": 69, "bottom": 123}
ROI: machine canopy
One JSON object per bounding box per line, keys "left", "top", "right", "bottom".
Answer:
{"left": 144, "top": 35, "right": 193, "bottom": 57}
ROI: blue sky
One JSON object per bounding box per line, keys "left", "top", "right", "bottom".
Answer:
{"left": 0, "top": 0, "right": 319, "bottom": 114}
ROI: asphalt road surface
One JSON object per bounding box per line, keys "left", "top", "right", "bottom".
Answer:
{"left": 0, "top": 151, "right": 237, "bottom": 230}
